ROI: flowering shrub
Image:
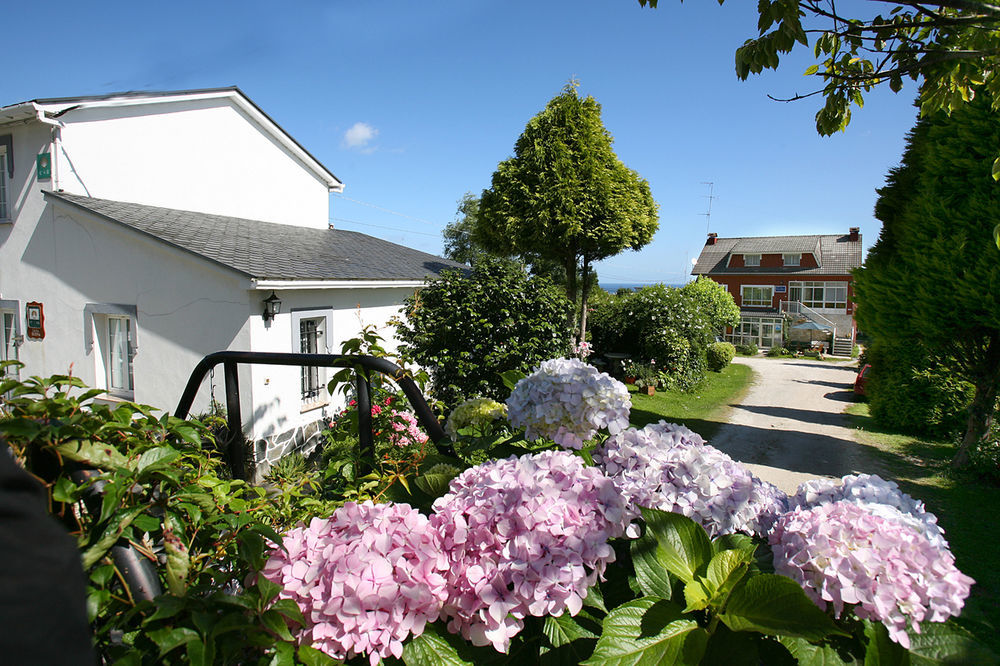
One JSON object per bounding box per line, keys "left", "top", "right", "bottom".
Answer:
{"left": 430, "top": 451, "right": 628, "bottom": 652}
{"left": 594, "top": 421, "right": 788, "bottom": 537}
{"left": 507, "top": 358, "right": 630, "bottom": 449}
{"left": 789, "top": 473, "right": 948, "bottom": 550}
{"left": 573, "top": 340, "right": 593, "bottom": 358}
{"left": 770, "top": 501, "right": 974, "bottom": 648}
{"left": 444, "top": 398, "right": 508, "bottom": 441}
{"left": 261, "top": 501, "right": 449, "bottom": 664}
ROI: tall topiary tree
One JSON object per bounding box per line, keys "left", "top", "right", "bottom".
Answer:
{"left": 478, "top": 82, "right": 659, "bottom": 345}
{"left": 394, "top": 257, "right": 571, "bottom": 406}
{"left": 855, "top": 95, "right": 1000, "bottom": 467}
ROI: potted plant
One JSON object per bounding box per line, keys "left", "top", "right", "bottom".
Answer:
{"left": 635, "top": 363, "right": 657, "bottom": 395}
{"left": 622, "top": 360, "right": 640, "bottom": 384}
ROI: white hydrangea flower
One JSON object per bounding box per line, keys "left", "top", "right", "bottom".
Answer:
{"left": 506, "top": 358, "right": 631, "bottom": 449}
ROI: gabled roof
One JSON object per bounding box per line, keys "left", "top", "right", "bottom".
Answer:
{"left": 1, "top": 87, "right": 343, "bottom": 192}
{"left": 692, "top": 233, "right": 861, "bottom": 277}
{"left": 45, "top": 192, "right": 465, "bottom": 283}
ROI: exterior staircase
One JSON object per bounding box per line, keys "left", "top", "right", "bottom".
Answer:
{"left": 832, "top": 336, "right": 854, "bottom": 357}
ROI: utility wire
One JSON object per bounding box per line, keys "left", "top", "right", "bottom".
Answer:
{"left": 330, "top": 217, "right": 442, "bottom": 238}
{"left": 333, "top": 194, "right": 443, "bottom": 227}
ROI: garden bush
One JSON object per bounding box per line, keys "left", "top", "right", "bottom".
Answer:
{"left": 590, "top": 280, "right": 737, "bottom": 392}
{"left": 395, "top": 256, "right": 571, "bottom": 405}
{"left": 1, "top": 359, "right": 992, "bottom": 665}
{"left": 866, "top": 342, "right": 973, "bottom": 439}
{"left": 735, "top": 342, "right": 759, "bottom": 356}
{"left": 707, "top": 341, "right": 736, "bottom": 371}
{"left": 767, "top": 346, "right": 791, "bottom": 357}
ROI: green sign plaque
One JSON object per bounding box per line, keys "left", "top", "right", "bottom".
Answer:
{"left": 36, "top": 153, "right": 51, "bottom": 180}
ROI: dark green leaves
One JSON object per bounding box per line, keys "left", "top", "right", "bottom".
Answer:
{"left": 720, "top": 574, "right": 845, "bottom": 640}
{"left": 640, "top": 507, "right": 711, "bottom": 584}
{"left": 583, "top": 598, "right": 707, "bottom": 666}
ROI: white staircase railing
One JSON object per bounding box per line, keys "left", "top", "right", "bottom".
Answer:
{"left": 780, "top": 301, "right": 838, "bottom": 332}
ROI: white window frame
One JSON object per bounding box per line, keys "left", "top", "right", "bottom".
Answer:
{"left": 290, "top": 308, "right": 332, "bottom": 409}
{"left": 741, "top": 285, "right": 774, "bottom": 308}
{"left": 789, "top": 281, "right": 848, "bottom": 313}
{"left": 0, "top": 150, "right": 9, "bottom": 221}
{"left": 783, "top": 253, "right": 800, "bottom": 266}
{"left": 743, "top": 253, "right": 761, "bottom": 267}
{"left": 1, "top": 299, "right": 21, "bottom": 382}
{"left": 85, "top": 304, "right": 138, "bottom": 400}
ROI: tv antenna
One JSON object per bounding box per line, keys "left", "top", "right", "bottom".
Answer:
{"left": 700, "top": 182, "right": 716, "bottom": 234}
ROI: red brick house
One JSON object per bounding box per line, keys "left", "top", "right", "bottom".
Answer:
{"left": 691, "top": 228, "right": 862, "bottom": 354}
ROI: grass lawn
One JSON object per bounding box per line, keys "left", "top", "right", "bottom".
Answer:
{"left": 845, "top": 402, "right": 1000, "bottom": 652}
{"left": 627, "top": 362, "right": 753, "bottom": 440}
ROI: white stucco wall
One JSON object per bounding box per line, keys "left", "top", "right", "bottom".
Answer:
{"left": 51, "top": 98, "right": 331, "bottom": 229}
{"left": 244, "top": 286, "right": 418, "bottom": 442}
{"left": 2, "top": 193, "right": 254, "bottom": 418}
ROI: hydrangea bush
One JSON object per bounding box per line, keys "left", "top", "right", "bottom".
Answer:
{"left": 770, "top": 501, "right": 974, "bottom": 647}
{"left": 444, "top": 397, "right": 508, "bottom": 441}
{"left": 594, "top": 421, "right": 788, "bottom": 537}
{"left": 507, "top": 358, "right": 630, "bottom": 449}
{"left": 260, "top": 501, "right": 449, "bottom": 664}
{"left": 431, "top": 451, "right": 628, "bottom": 652}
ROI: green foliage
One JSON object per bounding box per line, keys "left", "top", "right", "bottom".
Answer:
{"left": 854, "top": 93, "right": 1000, "bottom": 464}
{"left": 735, "top": 342, "right": 758, "bottom": 356}
{"left": 681, "top": 277, "right": 741, "bottom": 333}
{"left": 478, "top": 82, "right": 659, "bottom": 342}
{"left": 395, "top": 256, "right": 572, "bottom": 405}
{"left": 640, "top": 1, "right": 1000, "bottom": 140}
{"left": 766, "top": 346, "right": 791, "bottom": 358}
{"left": 866, "top": 342, "right": 974, "bottom": 439}
{"left": 0, "top": 369, "right": 295, "bottom": 663}
{"left": 969, "top": 422, "right": 1000, "bottom": 484}
{"left": 442, "top": 192, "right": 482, "bottom": 265}
{"left": 591, "top": 284, "right": 729, "bottom": 392}
{"left": 707, "top": 342, "right": 736, "bottom": 372}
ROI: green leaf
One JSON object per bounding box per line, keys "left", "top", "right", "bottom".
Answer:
{"left": 778, "top": 635, "right": 859, "bottom": 665}
{"left": 906, "top": 621, "right": 997, "bottom": 665}
{"left": 712, "top": 533, "right": 757, "bottom": 560}
{"left": 147, "top": 626, "right": 200, "bottom": 656}
{"left": 992, "top": 157, "right": 1000, "bottom": 182}
{"left": 702, "top": 625, "right": 761, "bottom": 666}
{"left": 720, "top": 574, "right": 846, "bottom": 640}
{"left": 414, "top": 472, "right": 456, "bottom": 498}
{"left": 269, "top": 641, "right": 296, "bottom": 666}
{"left": 704, "top": 549, "right": 751, "bottom": 605}
{"left": 993, "top": 223, "right": 1000, "bottom": 250}
{"left": 804, "top": 64, "right": 820, "bottom": 75}
{"left": 297, "top": 644, "right": 339, "bottom": 666}
{"left": 540, "top": 613, "right": 600, "bottom": 664}
{"left": 583, "top": 597, "right": 706, "bottom": 666}
{"left": 133, "top": 445, "right": 181, "bottom": 474}
{"left": 683, "top": 579, "right": 711, "bottom": 612}
{"left": 630, "top": 533, "right": 675, "bottom": 599}
{"left": 52, "top": 477, "right": 79, "bottom": 503}
{"left": 55, "top": 439, "right": 127, "bottom": 469}
{"left": 144, "top": 595, "right": 187, "bottom": 624}
{"left": 863, "top": 620, "right": 907, "bottom": 665}
{"left": 640, "top": 507, "right": 711, "bottom": 584}
{"left": 261, "top": 609, "right": 295, "bottom": 642}
{"left": 402, "top": 622, "right": 478, "bottom": 666}
{"left": 500, "top": 369, "right": 527, "bottom": 390}
{"left": 270, "top": 598, "right": 306, "bottom": 626}
{"left": 82, "top": 506, "right": 144, "bottom": 568}
{"left": 186, "top": 638, "right": 213, "bottom": 666}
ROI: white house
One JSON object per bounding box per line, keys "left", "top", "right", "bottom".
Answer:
{"left": 0, "top": 87, "right": 463, "bottom": 471}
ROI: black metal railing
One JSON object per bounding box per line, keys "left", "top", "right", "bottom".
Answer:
{"left": 174, "top": 351, "right": 449, "bottom": 480}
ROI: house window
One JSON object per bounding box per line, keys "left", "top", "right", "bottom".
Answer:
{"left": 743, "top": 254, "right": 761, "bottom": 267}
{"left": 0, "top": 152, "right": 8, "bottom": 220}
{"left": 741, "top": 285, "right": 773, "bottom": 308}
{"left": 789, "top": 281, "right": 848, "bottom": 310}
{"left": 783, "top": 253, "right": 800, "bottom": 266}
{"left": 106, "top": 316, "right": 134, "bottom": 395}
{"left": 1, "top": 307, "right": 18, "bottom": 380}
{"left": 86, "top": 304, "right": 138, "bottom": 400}
{"left": 300, "top": 317, "right": 325, "bottom": 402}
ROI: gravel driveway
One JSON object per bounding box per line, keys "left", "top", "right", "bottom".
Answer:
{"left": 708, "top": 355, "right": 878, "bottom": 494}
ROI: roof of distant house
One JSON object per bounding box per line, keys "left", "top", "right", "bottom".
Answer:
{"left": 45, "top": 192, "right": 466, "bottom": 283}
{"left": 0, "top": 86, "right": 342, "bottom": 192}
{"left": 691, "top": 232, "right": 862, "bottom": 277}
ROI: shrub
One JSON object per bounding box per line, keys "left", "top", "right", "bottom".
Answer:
{"left": 735, "top": 342, "right": 758, "bottom": 356}
{"left": 395, "top": 257, "right": 571, "bottom": 405}
{"left": 867, "top": 341, "right": 973, "bottom": 438}
{"left": 707, "top": 341, "right": 736, "bottom": 371}
{"left": 767, "top": 346, "right": 791, "bottom": 357}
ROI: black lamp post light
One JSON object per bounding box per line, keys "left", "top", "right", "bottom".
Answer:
{"left": 262, "top": 291, "right": 282, "bottom": 322}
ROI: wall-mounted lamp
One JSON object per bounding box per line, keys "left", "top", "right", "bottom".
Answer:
{"left": 262, "top": 291, "right": 282, "bottom": 322}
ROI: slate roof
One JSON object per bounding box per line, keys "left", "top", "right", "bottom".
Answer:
{"left": 45, "top": 192, "right": 466, "bottom": 282}
{"left": 692, "top": 233, "right": 862, "bottom": 277}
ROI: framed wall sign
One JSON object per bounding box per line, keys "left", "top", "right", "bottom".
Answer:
{"left": 775, "top": 285, "right": 787, "bottom": 293}
{"left": 25, "top": 302, "right": 44, "bottom": 340}
{"left": 36, "top": 153, "right": 51, "bottom": 181}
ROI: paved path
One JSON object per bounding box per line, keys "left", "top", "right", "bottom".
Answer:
{"left": 709, "top": 356, "right": 879, "bottom": 494}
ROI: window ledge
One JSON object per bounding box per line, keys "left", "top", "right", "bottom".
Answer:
{"left": 94, "top": 393, "right": 135, "bottom": 405}
{"left": 301, "top": 399, "right": 329, "bottom": 414}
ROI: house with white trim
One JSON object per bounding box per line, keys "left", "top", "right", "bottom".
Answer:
{"left": 0, "top": 88, "right": 462, "bottom": 471}
{"left": 691, "top": 229, "right": 862, "bottom": 355}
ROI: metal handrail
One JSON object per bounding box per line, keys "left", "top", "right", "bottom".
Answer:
{"left": 174, "top": 351, "right": 449, "bottom": 480}
{"left": 780, "top": 300, "right": 838, "bottom": 333}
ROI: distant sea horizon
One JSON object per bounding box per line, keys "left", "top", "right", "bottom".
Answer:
{"left": 601, "top": 281, "right": 686, "bottom": 293}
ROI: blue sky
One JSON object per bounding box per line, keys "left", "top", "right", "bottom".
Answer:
{"left": 6, "top": 0, "right": 916, "bottom": 285}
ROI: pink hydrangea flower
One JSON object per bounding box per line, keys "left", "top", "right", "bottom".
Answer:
{"left": 594, "top": 421, "right": 787, "bottom": 538}
{"left": 770, "top": 501, "right": 974, "bottom": 648}
{"left": 431, "top": 451, "right": 628, "bottom": 653}
{"left": 506, "top": 358, "right": 631, "bottom": 449}
{"left": 260, "top": 501, "right": 449, "bottom": 665}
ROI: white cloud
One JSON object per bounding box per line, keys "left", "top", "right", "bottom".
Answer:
{"left": 342, "top": 121, "right": 379, "bottom": 150}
